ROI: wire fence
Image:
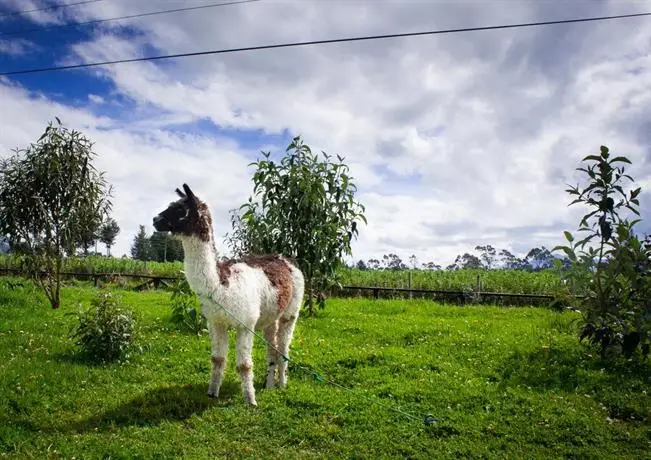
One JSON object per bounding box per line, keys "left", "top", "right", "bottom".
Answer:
{"left": 0, "top": 267, "right": 567, "bottom": 306}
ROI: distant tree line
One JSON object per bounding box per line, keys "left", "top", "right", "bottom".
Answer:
{"left": 130, "top": 225, "right": 184, "bottom": 262}
{"left": 354, "top": 245, "right": 568, "bottom": 272}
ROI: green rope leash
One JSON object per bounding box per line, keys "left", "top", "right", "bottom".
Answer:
{"left": 211, "top": 299, "right": 436, "bottom": 426}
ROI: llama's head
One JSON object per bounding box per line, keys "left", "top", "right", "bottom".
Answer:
{"left": 153, "top": 183, "right": 213, "bottom": 242}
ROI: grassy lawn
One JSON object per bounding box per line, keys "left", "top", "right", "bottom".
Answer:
{"left": 0, "top": 280, "right": 649, "bottom": 459}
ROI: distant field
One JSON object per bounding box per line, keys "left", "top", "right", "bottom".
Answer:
{"left": 0, "top": 254, "right": 183, "bottom": 277}
{"left": 0, "top": 280, "right": 648, "bottom": 458}
{"left": 337, "top": 267, "right": 562, "bottom": 294}
{"left": 0, "top": 254, "right": 562, "bottom": 294}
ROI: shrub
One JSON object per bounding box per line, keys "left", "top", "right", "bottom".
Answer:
{"left": 554, "top": 145, "right": 650, "bottom": 359}
{"left": 69, "top": 291, "right": 137, "bottom": 363}
{"left": 169, "top": 274, "right": 206, "bottom": 334}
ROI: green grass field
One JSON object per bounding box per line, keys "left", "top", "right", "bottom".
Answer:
{"left": 1, "top": 279, "right": 648, "bottom": 458}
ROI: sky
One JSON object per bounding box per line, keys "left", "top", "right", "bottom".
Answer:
{"left": 0, "top": 0, "right": 650, "bottom": 267}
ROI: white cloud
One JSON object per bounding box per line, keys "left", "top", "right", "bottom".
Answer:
{"left": 0, "top": 38, "right": 38, "bottom": 56}
{"left": 87, "top": 93, "right": 104, "bottom": 104}
{"left": 1, "top": 0, "right": 651, "bottom": 266}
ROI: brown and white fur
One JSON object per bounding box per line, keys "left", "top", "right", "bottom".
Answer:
{"left": 153, "top": 183, "right": 304, "bottom": 406}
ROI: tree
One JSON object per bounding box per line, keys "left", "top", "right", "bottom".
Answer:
{"left": 149, "top": 231, "right": 184, "bottom": 262}
{"left": 99, "top": 218, "right": 120, "bottom": 256}
{"left": 355, "top": 259, "right": 368, "bottom": 270}
{"left": 76, "top": 220, "right": 101, "bottom": 256}
{"left": 366, "top": 258, "right": 381, "bottom": 270}
{"left": 475, "top": 245, "right": 496, "bottom": 269}
{"left": 130, "top": 225, "right": 151, "bottom": 261}
{"left": 382, "top": 253, "right": 406, "bottom": 270}
{"left": 524, "top": 246, "right": 555, "bottom": 271}
{"left": 554, "top": 145, "right": 650, "bottom": 359}
{"left": 452, "top": 253, "right": 483, "bottom": 270}
{"left": 0, "top": 118, "right": 113, "bottom": 308}
{"left": 499, "top": 249, "right": 525, "bottom": 270}
{"left": 226, "top": 136, "right": 366, "bottom": 316}
{"left": 422, "top": 261, "right": 441, "bottom": 270}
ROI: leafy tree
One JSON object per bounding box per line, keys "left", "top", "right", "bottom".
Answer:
{"left": 226, "top": 136, "right": 366, "bottom": 315}
{"left": 366, "top": 258, "right": 381, "bottom": 270}
{"left": 76, "top": 220, "right": 101, "bottom": 256}
{"left": 554, "top": 145, "right": 650, "bottom": 359}
{"left": 355, "top": 259, "right": 368, "bottom": 270}
{"left": 130, "top": 225, "right": 151, "bottom": 261}
{"left": 475, "top": 245, "right": 496, "bottom": 269}
{"left": 452, "top": 253, "right": 483, "bottom": 270}
{"left": 524, "top": 246, "right": 555, "bottom": 271}
{"left": 425, "top": 261, "right": 442, "bottom": 270}
{"left": 382, "top": 253, "right": 407, "bottom": 270}
{"left": 149, "top": 231, "right": 184, "bottom": 262}
{"left": 0, "top": 119, "right": 112, "bottom": 308}
{"left": 408, "top": 254, "right": 418, "bottom": 269}
{"left": 498, "top": 249, "right": 527, "bottom": 270}
{"left": 99, "top": 218, "right": 120, "bottom": 256}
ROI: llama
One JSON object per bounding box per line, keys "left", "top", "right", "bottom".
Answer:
{"left": 152, "top": 183, "right": 304, "bottom": 406}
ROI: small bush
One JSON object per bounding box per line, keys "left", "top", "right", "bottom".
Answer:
{"left": 169, "top": 274, "right": 206, "bottom": 334}
{"left": 69, "top": 291, "right": 137, "bottom": 363}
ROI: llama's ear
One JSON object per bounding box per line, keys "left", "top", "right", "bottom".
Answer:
{"left": 182, "top": 183, "right": 198, "bottom": 214}
{"left": 175, "top": 188, "right": 186, "bottom": 199}
{"left": 182, "top": 183, "right": 195, "bottom": 199}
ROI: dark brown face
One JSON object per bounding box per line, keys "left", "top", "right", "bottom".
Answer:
{"left": 152, "top": 183, "right": 213, "bottom": 241}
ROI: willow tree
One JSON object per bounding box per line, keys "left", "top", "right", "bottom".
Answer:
{"left": 0, "top": 118, "right": 113, "bottom": 308}
{"left": 226, "top": 136, "right": 366, "bottom": 315}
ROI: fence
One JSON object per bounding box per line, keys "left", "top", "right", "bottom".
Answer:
{"left": 0, "top": 267, "right": 565, "bottom": 307}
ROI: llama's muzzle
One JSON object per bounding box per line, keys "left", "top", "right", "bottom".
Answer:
{"left": 152, "top": 215, "right": 170, "bottom": 231}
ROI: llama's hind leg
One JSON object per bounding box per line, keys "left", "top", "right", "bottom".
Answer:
{"left": 263, "top": 321, "right": 279, "bottom": 389}
{"left": 235, "top": 327, "right": 257, "bottom": 406}
{"left": 277, "top": 314, "right": 298, "bottom": 388}
{"left": 207, "top": 322, "right": 229, "bottom": 398}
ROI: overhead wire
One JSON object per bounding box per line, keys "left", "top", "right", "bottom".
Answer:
{"left": 1, "top": 10, "right": 650, "bottom": 76}
{"left": 0, "top": 0, "right": 262, "bottom": 38}
{"left": 0, "top": 0, "right": 105, "bottom": 19}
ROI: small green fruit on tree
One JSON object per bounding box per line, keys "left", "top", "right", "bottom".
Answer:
{"left": 554, "top": 145, "right": 650, "bottom": 359}
{"left": 226, "top": 136, "right": 366, "bottom": 316}
{"left": 0, "top": 119, "right": 113, "bottom": 308}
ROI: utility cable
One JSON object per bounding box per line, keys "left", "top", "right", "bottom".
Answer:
{"left": 0, "top": 0, "right": 262, "bottom": 38}
{"left": 0, "top": 0, "right": 105, "bottom": 19}
{"left": 1, "top": 11, "right": 650, "bottom": 76}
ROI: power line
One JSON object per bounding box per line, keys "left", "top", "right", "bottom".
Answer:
{"left": 0, "top": 0, "right": 262, "bottom": 38}
{"left": 2, "top": 11, "right": 650, "bottom": 77}
{"left": 0, "top": 0, "right": 105, "bottom": 19}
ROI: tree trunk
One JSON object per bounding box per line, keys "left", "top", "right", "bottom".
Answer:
{"left": 53, "top": 255, "right": 62, "bottom": 309}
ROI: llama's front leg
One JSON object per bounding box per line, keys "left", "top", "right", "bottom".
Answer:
{"left": 263, "top": 321, "right": 279, "bottom": 389}
{"left": 207, "top": 322, "right": 229, "bottom": 398}
{"left": 235, "top": 327, "right": 257, "bottom": 406}
{"left": 277, "top": 314, "right": 298, "bottom": 388}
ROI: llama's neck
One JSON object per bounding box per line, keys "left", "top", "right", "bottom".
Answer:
{"left": 181, "top": 236, "right": 220, "bottom": 297}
